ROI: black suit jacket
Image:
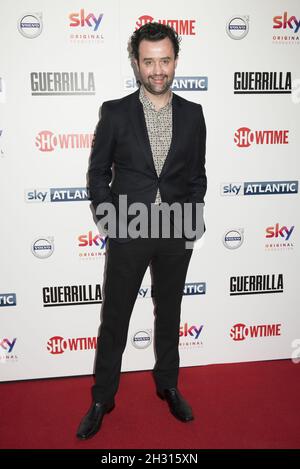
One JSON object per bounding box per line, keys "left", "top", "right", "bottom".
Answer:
{"left": 88, "top": 89, "right": 207, "bottom": 241}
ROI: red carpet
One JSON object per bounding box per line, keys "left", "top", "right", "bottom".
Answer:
{"left": 1, "top": 359, "right": 299, "bottom": 449}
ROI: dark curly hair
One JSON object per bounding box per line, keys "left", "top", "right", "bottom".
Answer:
{"left": 130, "top": 22, "right": 180, "bottom": 61}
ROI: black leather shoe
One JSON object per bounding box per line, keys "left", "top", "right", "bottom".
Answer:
{"left": 76, "top": 400, "right": 115, "bottom": 440}
{"left": 158, "top": 388, "right": 194, "bottom": 422}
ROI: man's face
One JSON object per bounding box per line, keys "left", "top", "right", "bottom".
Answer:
{"left": 135, "top": 37, "right": 178, "bottom": 96}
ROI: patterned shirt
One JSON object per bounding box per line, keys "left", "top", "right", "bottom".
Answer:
{"left": 139, "top": 86, "right": 173, "bottom": 204}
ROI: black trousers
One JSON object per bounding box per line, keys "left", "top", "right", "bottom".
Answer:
{"left": 92, "top": 236, "right": 193, "bottom": 402}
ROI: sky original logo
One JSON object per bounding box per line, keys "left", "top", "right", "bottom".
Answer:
{"left": 31, "top": 237, "right": 54, "bottom": 259}
{"left": 179, "top": 324, "right": 204, "bottom": 349}
{"left": 0, "top": 338, "right": 18, "bottom": 364}
{"left": 47, "top": 336, "right": 97, "bottom": 354}
{"left": 43, "top": 284, "right": 102, "bottom": 307}
{"left": 25, "top": 187, "right": 89, "bottom": 203}
{"left": 135, "top": 15, "right": 196, "bottom": 35}
{"left": 78, "top": 231, "right": 107, "bottom": 260}
{"left": 226, "top": 16, "right": 249, "bottom": 40}
{"left": 230, "top": 323, "right": 281, "bottom": 341}
{"left": 221, "top": 180, "right": 298, "bottom": 196}
{"left": 234, "top": 127, "right": 289, "bottom": 147}
{"left": 230, "top": 274, "right": 284, "bottom": 296}
{"left": 0, "top": 294, "right": 17, "bottom": 307}
{"left": 234, "top": 72, "right": 292, "bottom": 94}
{"left": 17, "top": 13, "right": 43, "bottom": 38}
{"left": 273, "top": 12, "right": 300, "bottom": 44}
{"left": 30, "top": 72, "right": 96, "bottom": 96}
{"left": 35, "top": 130, "right": 93, "bottom": 152}
{"left": 265, "top": 224, "right": 295, "bottom": 251}
{"left": 69, "top": 9, "right": 104, "bottom": 42}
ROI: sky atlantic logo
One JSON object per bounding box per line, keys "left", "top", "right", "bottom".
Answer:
{"left": 265, "top": 224, "right": 295, "bottom": 251}
{"left": 47, "top": 336, "right": 97, "bottom": 355}
{"left": 35, "top": 130, "right": 93, "bottom": 152}
{"left": 43, "top": 284, "right": 102, "bottom": 307}
{"left": 135, "top": 15, "right": 196, "bottom": 35}
{"left": 30, "top": 72, "right": 96, "bottom": 96}
{"left": 25, "top": 187, "right": 89, "bottom": 203}
{"left": 0, "top": 294, "right": 17, "bottom": 307}
{"left": 234, "top": 127, "right": 289, "bottom": 147}
{"left": 230, "top": 274, "right": 284, "bottom": 296}
{"left": 234, "top": 72, "right": 292, "bottom": 94}
{"left": 230, "top": 323, "right": 282, "bottom": 341}
{"left": 17, "top": 13, "right": 43, "bottom": 38}
{"left": 138, "top": 282, "right": 206, "bottom": 299}
{"left": 124, "top": 76, "right": 208, "bottom": 91}
{"left": 226, "top": 16, "right": 249, "bottom": 40}
{"left": 221, "top": 181, "right": 298, "bottom": 196}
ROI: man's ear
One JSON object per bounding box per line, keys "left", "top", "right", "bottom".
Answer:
{"left": 175, "top": 57, "right": 178, "bottom": 69}
{"left": 134, "top": 59, "right": 139, "bottom": 71}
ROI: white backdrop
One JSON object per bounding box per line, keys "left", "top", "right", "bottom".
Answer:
{"left": 1, "top": 0, "right": 299, "bottom": 381}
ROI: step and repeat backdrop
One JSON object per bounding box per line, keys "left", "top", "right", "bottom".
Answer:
{"left": 1, "top": 0, "right": 299, "bottom": 381}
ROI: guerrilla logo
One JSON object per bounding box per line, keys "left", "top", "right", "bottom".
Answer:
{"left": 230, "top": 274, "right": 284, "bottom": 295}
{"left": 135, "top": 15, "right": 196, "bottom": 35}
{"left": 226, "top": 16, "right": 249, "bottom": 40}
{"left": 234, "top": 72, "right": 292, "bottom": 94}
{"left": 234, "top": 127, "right": 289, "bottom": 147}
{"left": 230, "top": 323, "right": 281, "bottom": 341}
{"left": 43, "top": 284, "right": 102, "bottom": 306}
{"left": 30, "top": 72, "right": 96, "bottom": 96}
{"left": 17, "top": 13, "right": 43, "bottom": 38}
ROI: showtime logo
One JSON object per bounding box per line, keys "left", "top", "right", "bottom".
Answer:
{"left": 35, "top": 131, "right": 93, "bottom": 152}
{"left": 47, "top": 336, "right": 97, "bottom": 354}
{"left": 230, "top": 323, "right": 281, "bottom": 341}
{"left": 234, "top": 127, "right": 289, "bottom": 147}
{"left": 135, "top": 15, "right": 196, "bottom": 35}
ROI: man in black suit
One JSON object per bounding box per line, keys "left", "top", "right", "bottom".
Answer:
{"left": 77, "top": 22, "right": 206, "bottom": 440}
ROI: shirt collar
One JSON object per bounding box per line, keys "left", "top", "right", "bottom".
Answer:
{"left": 139, "top": 85, "right": 173, "bottom": 112}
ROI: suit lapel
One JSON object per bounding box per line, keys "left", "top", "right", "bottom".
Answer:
{"left": 130, "top": 91, "right": 156, "bottom": 174}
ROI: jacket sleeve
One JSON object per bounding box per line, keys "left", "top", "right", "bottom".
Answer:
{"left": 87, "top": 102, "right": 115, "bottom": 215}
{"left": 188, "top": 104, "right": 207, "bottom": 204}
{"left": 185, "top": 104, "right": 207, "bottom": 241}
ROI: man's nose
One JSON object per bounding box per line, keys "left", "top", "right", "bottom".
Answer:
{"left": 153, "top": 61, "right": 163, "bottom": 75}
